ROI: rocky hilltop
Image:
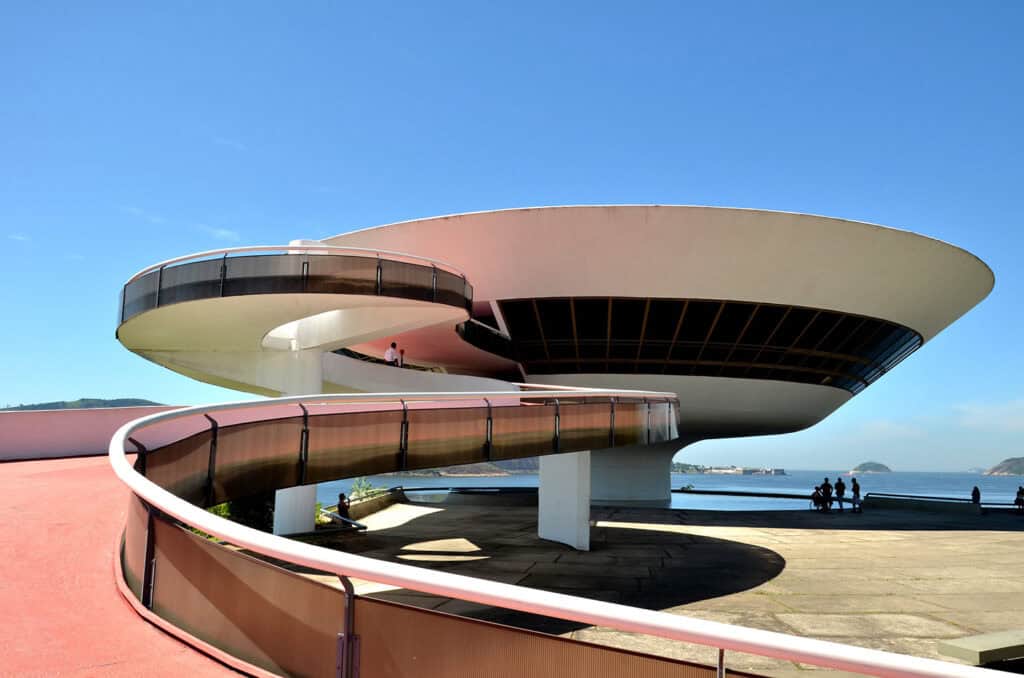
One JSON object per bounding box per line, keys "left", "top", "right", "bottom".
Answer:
{"left": 985, "top": 457, "right": 1024, "bottom": 476}
{"left": 851, "top": 461, "right": 891, "bottom": 473}
{"left": 2, "top": 398, "right": 163, "bottom": 411}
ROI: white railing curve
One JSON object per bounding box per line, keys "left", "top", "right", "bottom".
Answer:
{"left": 109, "top": 391, "right": 1008, "bottom": 678}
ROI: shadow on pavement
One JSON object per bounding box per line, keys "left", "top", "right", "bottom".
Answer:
{"left": 304, "top": 502, "right": 787, "bottom": 635}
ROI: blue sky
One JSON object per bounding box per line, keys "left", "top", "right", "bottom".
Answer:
{"left": 1, "top": 2, "right": 1021, "bottom": 470}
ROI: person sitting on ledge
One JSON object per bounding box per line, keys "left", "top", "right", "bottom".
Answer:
{"left": 811, "top": 486, "right": 824, "bottom": 511}
{"left": 1015, "top": 486, "right": 1024, "bottom": 513}
{"left": 851, "top": 477, "right": 862, "bottom": 513}
{"left": 971, "top": 486, "right": 981, "bottom": 505}
{"left": 384, "top": 342, "right": 398, "bottom": 366}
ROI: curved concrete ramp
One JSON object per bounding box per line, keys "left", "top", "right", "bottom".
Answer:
{"left": 117, "top": 246, "right": 484, "bottom": 395}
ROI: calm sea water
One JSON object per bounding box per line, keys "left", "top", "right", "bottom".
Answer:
{"left": 318, "top": 470, "right": 1024, "bottom": 511}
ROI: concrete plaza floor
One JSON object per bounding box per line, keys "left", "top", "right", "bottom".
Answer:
{"left": 299, "top": 500, "right": 1024, "bottom": 676}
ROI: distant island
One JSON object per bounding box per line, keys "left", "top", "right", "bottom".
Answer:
{"left": 671, "top": 462, "right": 785, "bottom": 475}
{"left": 388, "top": 458, "right": 540, "bottom": 477}
{"left": 2, "top": 398, "right": 163, "bottom": 411}
{"left": 851, "top": 461, "right": 891, "bottom": 473}
{"left": 985, "top": 458, "right": 1024, "bottom": 476}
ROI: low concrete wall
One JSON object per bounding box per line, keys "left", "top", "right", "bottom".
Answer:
{"left": 862, "top": 495, "right": 982, "bottom": 515}
{"left": 349, "top": 489, "right": 407, "bottom": 520}
{"left": 0, "top": 406, "right": 180, "bottom": 461}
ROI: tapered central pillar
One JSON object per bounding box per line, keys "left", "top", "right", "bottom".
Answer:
{"left": 272, "top": 349, "right": 323, "bottom": 536}
{"left": 538, "top": 451, "right": 591, "bottom": 551}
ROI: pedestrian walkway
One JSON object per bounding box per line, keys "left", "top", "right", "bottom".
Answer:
{"left": 0, "top": 456, "right": 234, "bottom": 677}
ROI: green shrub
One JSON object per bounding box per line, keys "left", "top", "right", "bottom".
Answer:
{"left": 350, "top": 477, "right": 375, "bottom": 499}
{"left": 315, "top": 501, "right": 332, "bottom": 526}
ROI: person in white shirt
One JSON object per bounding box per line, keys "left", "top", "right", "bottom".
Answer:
{"left": 384, "top": 342, "right": 398, "bottom": 366}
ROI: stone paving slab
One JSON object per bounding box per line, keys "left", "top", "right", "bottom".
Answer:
{"left": 777, "top": 594, "right": 950, "bottom": 614}
{"left": 776, "top": 613, "right": 965, "bottom": 639}
{"left": 928, "top": 593, "right": 1024, "bottom": 612}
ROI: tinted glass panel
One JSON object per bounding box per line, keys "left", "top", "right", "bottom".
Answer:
{"left": 487, "top": 297, "right": 922, "bottom": 395}
{"left": 610, "top": 299, "right": 646, "bottom": 340}
{"left": 223, "top": 254, "right": 305, "bottom": 295}
{"left": 572, "top": 299, "right": 608, "bottom": 339}
{"left": 742, "top": 305, "right": 786, "bottom": 345}
{"left": 709, "top": 302, "right": 754, "bottom": 343}
{"left": 379, "top": 259, "right": 433, "bottom": 302}
{"left": 435, "top": 269, "right": 470, "bottom": 309}
{"left": 678, "top": 301, "right": 718, "bottom": 342}
{"left": 160, "top": 258, "right": 224, "bottom": 306}
{"left": 306, "top": 254, "right": 378, "bottom": 295}
{"left": 500, "top": 300, "right": 540, "bottom": 340}
{"left": 645, "top": 300, "right": 683, "bottom": 340}
{"left": 122, "top": 270, "right": 160, "bottom": 320}
{"left": 537, "top": 299, "right": 573, "bottom": 341}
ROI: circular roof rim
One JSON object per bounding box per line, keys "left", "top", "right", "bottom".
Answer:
{"left": 330, "top": 204, "right": 994, "bottom": 292}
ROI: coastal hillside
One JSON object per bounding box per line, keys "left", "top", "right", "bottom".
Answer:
{"left": 985, "top": 458, "right": 1024, "bottom": 476}
{"left": 2, "top": 398, "right": 163, "bottom": 411}
{"left": 390, "top": 457, "right": 541, "bottom": 477}
{"left": 852, "top": 461, "right": 891, "bottom": 473}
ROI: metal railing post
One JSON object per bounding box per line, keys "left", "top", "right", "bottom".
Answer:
{"left": 154, "top": 265, "right": 165, "bottom": 308}
{"left": 336, "top": 575, "right": 360, "bottom": 678}
{"left": 375, "top": 257, "right": 383, "bottom": 296}
{"left": 204, "top": 414, "right": 219, "bottom": 507}
{"left": 128, "top": 437, "right": 147, "bottom": 476}
{"left": 609, "top": 397, "right": 616, "bottom": 447}
{"left": 399, "top": 400, "right": 409, "bottom": 470}
{"left": 298, "top": 404, "right": 310, "bottom": 485}
{"left": 301, "top": 258, "right": 310, "bottom": 292}
{"left": 431, "top": 265, "right": 438, "bottom": 303}
{"left": 717, "top": 648, "right": 725, "bottom": 678}
{"left": 141, "top": 505, "right": 157, "bottom": 610}
{"left": 644, "top": 398, "right": 652, "bottom": 445}
{"left": 483, "top": 398, "right": 493, "bottom": 461}
{"left": 553, "top": 399, "right": 560, "bottom": 452}
{"left": 218, "top": 253, "right": 228, "bottom": 297}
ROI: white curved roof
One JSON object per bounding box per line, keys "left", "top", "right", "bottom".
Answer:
{"left": 326, "top": 205, "right": 993, "bottom": 341}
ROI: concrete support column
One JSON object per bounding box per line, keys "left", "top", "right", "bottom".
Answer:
{"left": 278, "top": 349, "right": 324, "bottom": 397}
{"left": 538, "top": 451, "right": 591, "bottom": 551}
{"left": 273, "top": 349, "right": 323, "bottom": 536}
{"left": 272, "top": 484, "right": 318, "bottom": 535}
{"left": 590, "top": 442, "right": 678, "bottom": 507}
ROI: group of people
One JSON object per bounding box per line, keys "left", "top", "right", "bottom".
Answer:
{"left": 811, "top": 476, "right": 862, "bottom": 513}
{"left": 971, "top": 485, "right": 1024, "bottom": 511}
{"left": 383, "top": 341, "right": 406, "bottom": 367}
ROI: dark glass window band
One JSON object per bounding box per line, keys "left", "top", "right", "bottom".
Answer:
{"left": 120, "top": 253, "right": 472, "bottom": 324}
{"left": 488, "top": 297, "right": 923, "bottom": 395}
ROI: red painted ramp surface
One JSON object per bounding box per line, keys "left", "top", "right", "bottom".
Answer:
{"left": 0, "top": 456, "right": 234, "bottom": 677}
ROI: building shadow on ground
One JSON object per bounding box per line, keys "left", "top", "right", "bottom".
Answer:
{"left": 299, "top": 501, "right": 786, "bottom": 635}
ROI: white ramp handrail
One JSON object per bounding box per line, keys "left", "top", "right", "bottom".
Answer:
{"left": 109, "top": 391, "right": 1008, "bottom": 678}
